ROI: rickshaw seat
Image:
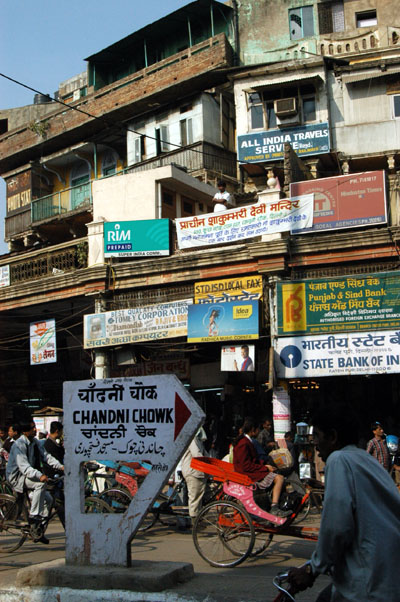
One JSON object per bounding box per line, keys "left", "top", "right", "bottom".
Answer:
{"left": 190, "top": 456, "right": 254, "bottom": 486}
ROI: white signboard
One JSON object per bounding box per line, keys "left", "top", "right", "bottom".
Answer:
{"left": 64, "top": 376, "right": 204, "bottom": 566}
{"left": 84, "top": 299, "right": 192, "bottom": 349}
{"left": 0, "top": 265, "right": 10, "bottom": 287}
{"left": 175, "top": 195, "right": 314, "bottom": 249}
{"left": 275, "top": 329, "right": 400, "bottom": 378}
{"left": 221, "top": 345, "right": 255, "bottom": 371}
{"left": 30, "top": 319, "right": 57, "bottom": 365}
{"left": 272, "top": 385, "right": 291, "bottom": 439}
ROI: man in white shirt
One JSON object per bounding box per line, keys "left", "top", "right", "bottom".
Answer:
{"left": 7, "top": 419, "right": 64, "bottom": 543}
{"left": 181, "top": 427, "right": 208, "bottom": 526}
{"left": 288, "top": 404, "right": 400, "bottom": 601}
{"left": 212, "top": 180, "right": 232, "bottom": 212}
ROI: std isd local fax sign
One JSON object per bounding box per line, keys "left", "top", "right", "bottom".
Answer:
{"left": 104, "top": 219, "right": 170, "bottom": 257}
{"left": 238, "top": 122, "right": 330, "bottom": 163}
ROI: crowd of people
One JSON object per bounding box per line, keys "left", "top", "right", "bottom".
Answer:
{"left": 0, "top": 419, "right": 64, "bottom": 544}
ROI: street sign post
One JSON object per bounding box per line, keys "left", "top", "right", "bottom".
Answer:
{"left": 63, "top": 376, "right": 205, "bottom": 566}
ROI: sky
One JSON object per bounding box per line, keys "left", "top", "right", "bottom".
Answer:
{"left": 0, "top": 0, "right": 195, "bottom": 255}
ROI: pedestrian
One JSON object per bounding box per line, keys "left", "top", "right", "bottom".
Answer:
{"left": 0, "top": 426, "right": 7, "bottom": 447}
{"left": 366, "top": 421, "right": 390, "bottom": 471}
{"left": 257, "top": 416, "right": 276, "bottom": 454}
{"left": 43, "top": 422, "right": 64, "bottom": 477}
{"left": 6, "top": 418, "right": 64, "bottom": 544}
{"left": 181, "top": 427, "right": 208, "bottom": 527}
{"left": 288, "top": 404, "right": 400, "bottom": 601}
{"left": 212, "top": 179, "right": 232, "bottom": 212}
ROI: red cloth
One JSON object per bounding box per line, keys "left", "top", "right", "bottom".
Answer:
{"left": 233, "top": 435, "right": 269, "bottom": 482}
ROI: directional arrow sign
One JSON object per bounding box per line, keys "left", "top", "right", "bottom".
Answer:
{"left": 63, "top": 376, "right": 205, "bottom": 566}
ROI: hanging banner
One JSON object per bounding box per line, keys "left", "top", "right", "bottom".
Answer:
{"left": 195, "top": 275, "right": 263, "bottom": 304}
{"left": 187, "top": 301, "right": 259, "bottom": 342}
{"left": 272, "top": 384, "right": 291, "bottom": 439}
{"left": 275, "top": 329, "right": 400, "bottom": 378}
{"left": 277, "top": 272, "right": 400, "bottom": 336}
{"left": 84, "top": 300, "right": 192, "bottom": 349}
{"left": 30, "top": 319, "right": 57, "bottom": 365}
{"left": 176, "top": 195, "right": 314, "bottom": 249}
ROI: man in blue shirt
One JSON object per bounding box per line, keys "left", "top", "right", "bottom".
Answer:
{"left": 288, "top": 404, "right": 400, "bottom": 601}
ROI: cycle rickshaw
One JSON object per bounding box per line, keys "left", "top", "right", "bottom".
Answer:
{"left": 190, "top": 457, "right": 319, "bottom": 568}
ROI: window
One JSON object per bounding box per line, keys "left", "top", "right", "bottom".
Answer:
{"left": 393, "top": 95, "right": 400, "bottom": 118}
{"left": 247, "top": 84, "right": 316, "bottom": 130}
{"left": 101, "top": 151, "right": 117, "bottom": 176}
{"left": 0, "top": 119, "right": 7, "bottom": 135}
{"left": 132, "top": 135, "right": 146, "bottom": 164}
{"left": 356, "top": 10, "right": 377, "bottom": 28}
{"left": 155, "top": 125, "right": 170, "bottom": 154}
{"left": 180, "top": 118, "right": 193, "bottom": 146}
{"left": 318, "top": 1, "right": 345, "bottom": 34}
{"left": 289, "top": 6, "right": 314, "bottom": 40}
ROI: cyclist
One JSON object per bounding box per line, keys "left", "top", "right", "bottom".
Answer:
{"left": 6, "top": 418, "right": 64, "bottom": 544}
{"left": 288, "top": 404, "right": 400, "bottom": 601}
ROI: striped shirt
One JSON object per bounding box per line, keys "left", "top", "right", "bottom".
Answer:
{"left": 366, "top": 437, "right": 390, "bottom": 471}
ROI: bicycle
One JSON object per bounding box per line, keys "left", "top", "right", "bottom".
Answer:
{"left": 0, "top": 476, "right": 66, "bottom": 553}
{"left": 293, "top": 478, "right": 324, "bottom": 524}
{"left": 273, "top": 570, "right": 297, "bottom": 601}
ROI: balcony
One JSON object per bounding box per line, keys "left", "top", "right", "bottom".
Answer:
{"left": 31, "top": 181, "right": 92, "bottom": 223}
{"left": 319, "top": 25, "right": 400, "bottom": 57}
{"left": 126, "top": 141, "right": 237, "bottom": 179}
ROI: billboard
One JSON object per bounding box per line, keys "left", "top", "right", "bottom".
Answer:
{"left": 275, "top": 329, "right": 400, "bottom": 378}
{"left": 221, "top": 345, "right": 256, "bottom": 371}
{"left": 277, "top": 272, "right": 400, "bottom": 336}
{"left": 176, "top": 195, "right": 314, "bottom": 249}
{"left": 187, "top": 301, "right": 259, "bottom": 342}
{"left": 290, "top": 171, "right": 386, "bottom": 233}
{"left": 237, "top": 122, "right": 329, "bottom": 163}
{"left": 104, "top": 219, "right": 170, "bottom": 257}
{"left": 84, "top": 300, "right": 191, "bottom": 349}
{"left": 195, "top": 276, "right": 263, "bottom": 304}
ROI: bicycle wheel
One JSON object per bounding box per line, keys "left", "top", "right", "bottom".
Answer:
{"left": 137, "top": 494, "right": 166, "bottom": 532}
{"left": 99, "top": 488, "right": 131, "bottom": 513}
{"left": 0, "top": 494, "right": 27, "bottom": 553}
{"left": 193, "top": 500, "right": 255, "bottom": 568}
{"left": 0, "top": 480, "right": 14, "bottom": 496}
{"left": 84, "top": 496, "right": 113, "bottom": 513}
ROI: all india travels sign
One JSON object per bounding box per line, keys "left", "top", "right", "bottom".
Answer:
{"left": 84, "top": 300, "right": 191, "bottom": 348}
{"left": 277, "top": 273, "right": 400, "bottom": 336}
{"left": 237, "top": 122, "right": 330, "bottom": 163}
{"left": 275, "top": 329, "right": 400, "bottom": 378}
{"left": 176, "top": 195, "right": 314, "bottom": 249}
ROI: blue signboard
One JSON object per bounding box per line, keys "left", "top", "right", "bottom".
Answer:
{"left": 187, "top": 301, "right": 259, "bottom": 342}
{"left": 104, "top": 219, "right": 170, "bottom": 257}
{"left": 237, "top": 122, "right": 330, "bottom": 163}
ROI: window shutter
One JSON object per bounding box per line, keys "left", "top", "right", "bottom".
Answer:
{"left": 187, "top": 118, "right": 193, "bottom": 145}
{"left": 160, "top": 125, "right": 170, "bottom": 152}
{"left": 134, "top": 137, "right": 141, "bottom": 163}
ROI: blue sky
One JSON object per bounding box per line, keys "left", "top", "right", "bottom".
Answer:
{"left": 0, "top": 0, "right": 195, "bottom": 255}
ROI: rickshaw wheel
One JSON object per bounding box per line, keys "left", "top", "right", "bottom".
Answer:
{"left": 193, "top": 500, "right": 255, "bottom": 568}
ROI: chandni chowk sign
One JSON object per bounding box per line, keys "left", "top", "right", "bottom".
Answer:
{"left": 277, "top": 272, "right": 400, "bottom": 336}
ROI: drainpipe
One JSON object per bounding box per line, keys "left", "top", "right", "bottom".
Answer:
{"left": 232, "top": 0, "right": 240, "bottom": 66}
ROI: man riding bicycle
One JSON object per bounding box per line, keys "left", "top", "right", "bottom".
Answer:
{"left": 288, "top": 404, "right": 400, "bottom": 601}
{"left": 6, "top": 419, "right": 64, "bottom": 544}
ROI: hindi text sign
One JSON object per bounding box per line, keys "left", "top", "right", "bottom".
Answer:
{"left": 64, "top": 376, "right": 204, "bottom": 566}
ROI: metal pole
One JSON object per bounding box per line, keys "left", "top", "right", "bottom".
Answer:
{"left": 94, "top": 295, "right": 110, "bottom": 379}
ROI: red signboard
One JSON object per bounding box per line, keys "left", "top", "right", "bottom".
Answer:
{"left": 290, "top": 171, "right": 387, "bottom": 233}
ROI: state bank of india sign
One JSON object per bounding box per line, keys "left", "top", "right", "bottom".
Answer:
{"left": 237, "top": 122, "right": 330, "bottom": 163}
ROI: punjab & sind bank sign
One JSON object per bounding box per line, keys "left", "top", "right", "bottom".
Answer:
{"left": 238, "top": 122, "right": 330, "bottom": 163}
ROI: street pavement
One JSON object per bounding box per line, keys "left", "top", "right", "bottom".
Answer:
{"left": 0, "top": 513, "right": 331, "bottom": 601}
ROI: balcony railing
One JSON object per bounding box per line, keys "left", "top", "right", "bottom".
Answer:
{"left": 126, "top": 141, "right": 237, "bottom": 178}
{"left": 31, "top": 181, "right": 92, "bottom": 223}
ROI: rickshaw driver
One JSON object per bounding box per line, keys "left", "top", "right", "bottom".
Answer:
{"left": 233, "top": 418, "right": 290, "bottom": 518}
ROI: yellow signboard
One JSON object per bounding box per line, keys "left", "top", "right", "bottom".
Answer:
{"left": 281, "top": 282, "right": 307, "bottom": 332}
{"left": 194, "top": 276, "right": 263, "bottom": 304}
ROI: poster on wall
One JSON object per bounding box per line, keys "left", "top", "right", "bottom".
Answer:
{"left": 84, "top": 300, "right": 192, "bottom": 349}
{"left": 187, "top": 301, "right": 259, "bottom": 342}
{"left": 275, "top": 329, "right": 400, "bottom": 378}
{"left": 195, "top": 276, "right": 263, "bottom": 304}
{"left": 0, "top": 265, "right": 10, "bottom": 288}
{"left": 221, "top": 345, "right": 255, "bottom": 371}
{"left": 290, "top": 171, "right": 386, "bottom": 233}
{"left": 272, "top": 384, "right": 291, "bottom": 439}
{"left": 277, "top": 272, "right": 400, "bottom": 336}
{"left": 30, "top": 319, "right": 57, "bottom": 365}
{"left": 176, "top": 195, "right": 314, "bottom": 249}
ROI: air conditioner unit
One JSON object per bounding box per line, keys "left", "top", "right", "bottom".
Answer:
{"left": 276, "top": 113, "right": 301, "bottom": 127}
{"left": 274, "top": 97, "right": 297, "bottom": 117}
